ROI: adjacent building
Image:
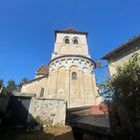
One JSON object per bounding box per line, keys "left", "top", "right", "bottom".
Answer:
{"left": 102, "top": 34, "right": 140, "bottom": 76}
{"left": 21, "top": 28, "right": 101, "bottom": 108}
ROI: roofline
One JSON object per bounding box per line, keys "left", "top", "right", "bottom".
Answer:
{"left": 102, "top": 34, "right": 140, "bottom": 60}
{"left": 36, "top": 64, "right": 45, "bottom": 73}
{"left": 55, "top": 30, "right": 88, "bottom": 37}
{"left": 23, "top": 75, "right": 47, "bottom": 85}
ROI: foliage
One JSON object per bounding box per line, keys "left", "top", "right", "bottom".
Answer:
{"left": 35, "top": 116, "right": 53, "bottom": 126}
{"left": 6, "top": 80, "right": 17, "bottom": 93}
{"left": 0, "top": 79, "right": 4, "bottom": 89}
{"left": 17, "top": 78, "right": 29, "bottom": 92}
{"left": 36, "top": 116, "right": 42, "bottom": 124}
{"left": 99, "top": 54, "right": 140, "bottom": 139}
{"left": 98, "top": 79, "right": 113, "bottom": 101}
{"left": 112, "top": 55, "right": 140, "bottom": 102}
{"left": 0, "top": 78, "right": 29, "bottom": 94}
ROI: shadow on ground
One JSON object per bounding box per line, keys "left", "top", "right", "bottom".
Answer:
{"left": 0, "top": 126, "right": 75, "bottom": 140}
{"left": 0, "top": 94, "right": 74, "bottom": 140}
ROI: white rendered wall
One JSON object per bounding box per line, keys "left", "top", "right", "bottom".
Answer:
{"left": 108, "top": 49, "right": 140, "bottom": 76}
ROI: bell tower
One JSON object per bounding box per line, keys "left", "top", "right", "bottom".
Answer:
{"left": 52, "top": 28, "right": 90, "bottom": 59}
{"left": 47, "top": 28, "right": 101, "bottom": 108}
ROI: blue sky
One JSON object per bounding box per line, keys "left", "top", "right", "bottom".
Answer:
{"left": 0, "top": 0, "right": 140, "bottom": 84}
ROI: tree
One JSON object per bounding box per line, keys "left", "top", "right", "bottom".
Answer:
{"left": 0, "top": 79, "right": 4, "bottom": 88}
{"left": 0, "top": 78, "right": 29, "bottom": 94}
{"left": 0, "top": 79, "right": 4, "bottom": 93}
{"left": 6, "top": 80, "right": 17, "bottom": 93}
{"left": 0, "top": 79, "right": 8, "bottom": 94}
{"left": 17, "top": 78, "right": 29, "bottom": 92}
{"left": 99, "top": 54, "right": 140, "bottom": 139}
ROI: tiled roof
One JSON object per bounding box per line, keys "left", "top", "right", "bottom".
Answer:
{"left": 23, "top": 75, "right": 47, "bottom": 85}
{"left": 55, "top": 27, "right": 88, "bottom": 36}
{"left": 102, "top": 34, "right": 140, "bottom": 59}
{"left": 72, "top": 114, "right": 110, "bottom": 129}
{"left": 36, "top": 65, "right": 48, "bottom": 75}
{"left": 65, "top": 27, "right": 77, "bottom": 32}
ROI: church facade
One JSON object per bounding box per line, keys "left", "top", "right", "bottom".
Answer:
{"left": 21, "top": 28, "right": 101, "bottom": 108}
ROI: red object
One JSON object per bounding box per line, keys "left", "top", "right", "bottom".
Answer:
{"left": 90, "top": 103, "right": 108, "bottom": 114}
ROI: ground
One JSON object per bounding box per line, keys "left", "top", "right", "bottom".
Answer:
{"left": 0, "top": 126, "right": 73, "bottom": 140}
{"left": 0, "top": 126, "right": 94, "bottom": 140}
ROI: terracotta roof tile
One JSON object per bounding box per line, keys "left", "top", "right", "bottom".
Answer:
{"left": 55, "top": 28, "right": 88, "bottom": 36}
{"left": 36, "top": 65, "right": 48, "bottom": 75}
{"left": 65, "top": 27, "right": 77, "bottom": 32}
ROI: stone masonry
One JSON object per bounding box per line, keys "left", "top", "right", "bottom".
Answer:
{"left": 21, "top": 28, "right": 102, "bottom": 109}
{"left": 27, "top": 98, "right": 66, "bottom": 125}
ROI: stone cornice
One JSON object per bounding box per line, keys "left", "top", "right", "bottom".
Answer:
{"left": 49, "top": 55, "right": 96, "bottom": 66}
{"left": 55, "top": 30, "right": 88, "bottom": 37}
{"left": 48, "top": 55, "right": 96, "bottom": 74}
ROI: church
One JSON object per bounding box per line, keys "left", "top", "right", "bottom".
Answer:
{"left": 21, "top": 28, "right": 101, "bottom": 108}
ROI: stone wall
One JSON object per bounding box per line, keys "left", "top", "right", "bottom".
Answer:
{"left": 47, "top": 56, "right": 100, "bottom": 108}
{"left": 21, "top": 56, "right": 101, "bottom": 108}
{"left": 21, "top": 76, "right": 48, "bottom": 97}
{"left": 21, "top": 29, "right": 102, "bottom": 108}
{"left": 27, "top": 97, "right": 66, "bottom": 125}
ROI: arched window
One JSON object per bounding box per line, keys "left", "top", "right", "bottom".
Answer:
{"left": 40, "top": 88, "right": 44, "bottom": 97}
{"left": 73, "top": 38, "right": 78, "bottom": 44}
{"left": 65, "top": 38, "right": 70, "bottom": 44}
{"left": 72, "top": 72, "right": 77, "bottom": 80}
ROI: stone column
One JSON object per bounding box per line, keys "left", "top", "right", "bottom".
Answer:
{"left": 55, "top": 71, "right": 58, "bottom": 98}
{"left": 92, "top": 73, "right": 97, "bottom": 104}
{"left": 79, "top": 70, "right": 85, "bottom": 105}
{"left": 65, "top": 68, "right": 70, "bottom": 107}
{"left": 83, "top": 71, "right": 86, "bottom": 105}
{"left": 46, "top": 73, "right": 51, "bottom": 97}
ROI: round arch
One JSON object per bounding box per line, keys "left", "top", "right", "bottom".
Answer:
{"left": 75, "top": 46, "right": 82, "bottom": 54}
{"left": 73, "top": 37, "right": 80, "bottom": 44}
{"left": 63, "top": 36, "right": 71, "bottom": 44}
{"left": 60, "top": 45, "right": 67, "bottom": 54}
{"left": 57, "top": 66, "right": 66, "bottom": 92}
